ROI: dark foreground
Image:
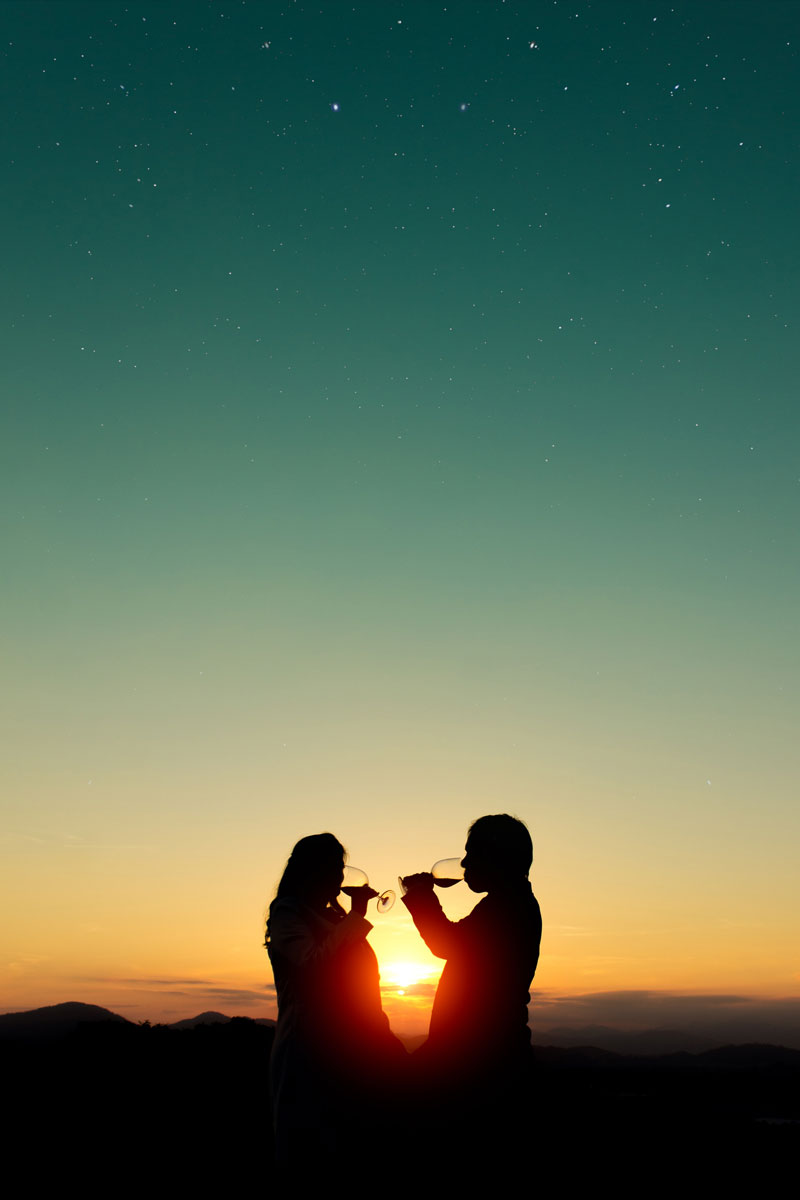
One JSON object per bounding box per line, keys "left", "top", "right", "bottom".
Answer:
{"left": 6, "top": 1010, "right": 798, "bottom": 1192}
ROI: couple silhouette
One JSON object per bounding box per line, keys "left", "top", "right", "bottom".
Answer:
{"left": 265, "top": 814, "right": 542, "bottom": 1174}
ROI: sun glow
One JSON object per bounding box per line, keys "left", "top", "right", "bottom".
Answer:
{"left": 382, "top": 961, "right": 437, "bottom": 989}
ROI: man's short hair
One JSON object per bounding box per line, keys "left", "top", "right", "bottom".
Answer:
{"left": 468, "top": 814, "right": 533, "bottom": 876}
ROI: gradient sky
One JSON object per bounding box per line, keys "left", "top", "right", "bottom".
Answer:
{"left": 2, "top": 1, "right": 798, "bottom": 1038}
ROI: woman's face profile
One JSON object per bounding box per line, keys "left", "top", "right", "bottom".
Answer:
{"left": 320, "top": 856, "right": 345, "bottom": 902}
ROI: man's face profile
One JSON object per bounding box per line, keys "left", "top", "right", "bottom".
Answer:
{"left": 461, "top": 835, "right": 494, "bottom": 893}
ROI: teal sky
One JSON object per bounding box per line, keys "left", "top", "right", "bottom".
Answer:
{"left": 2, "top": 2, "right": 798, "bottom": 1029}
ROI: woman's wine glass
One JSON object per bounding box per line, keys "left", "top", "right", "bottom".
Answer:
{"left": 341, "top": 866, "right": 396, "bottom": 913}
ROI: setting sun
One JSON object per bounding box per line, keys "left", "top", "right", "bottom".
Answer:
{"left": 382, "top": 961, "right": 438, "bottom": 990}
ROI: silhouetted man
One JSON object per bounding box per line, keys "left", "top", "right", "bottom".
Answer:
{"left": 401, "top": 815, "right": 542, "bottom": 1164}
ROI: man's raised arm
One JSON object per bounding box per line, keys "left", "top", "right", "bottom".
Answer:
{"left": 401, "top": 873, "right": 463, "bottom": 959}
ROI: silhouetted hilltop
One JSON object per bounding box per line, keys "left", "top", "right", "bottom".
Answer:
{"left": 530, "top": 1039, "right": 800, "bottom": 1075}
{"left": 168, "top": 1009, "right": 233, "bottom": 1029}
{"left": 169, "top": 1010, "right": 276, "bottom": 1031}
{"left": 0, "top": 1002, "right": 278, "bottom": 1039}
{"left": 698, "top": 1042, "right": 800, "bottom": 1069}
{"left": 0, "top": 1001, "right": 131, "bottom": 1040}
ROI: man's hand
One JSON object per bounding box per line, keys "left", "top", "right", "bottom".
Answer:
{"left": 400, "top": 872, "right": 434, "bottom": 895}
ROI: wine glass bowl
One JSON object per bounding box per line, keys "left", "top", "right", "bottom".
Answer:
{"left": 431, "top": 857, "right": 465, "bottom": 888}
{"left": 341, "top": 866, "right": 396, "bottom": 913}
{"left": 398, "top": 857, "right": 465, "bottom": 896}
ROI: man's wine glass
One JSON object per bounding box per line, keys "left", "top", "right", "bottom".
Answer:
{"left": 341, "top": 866, "right": 396, "bottom": 913}
{"left": 430, "top": 857, "right": 465, "bottom": 887}
{"left": 399, "top": 857, "right": 465, "bottom": 895}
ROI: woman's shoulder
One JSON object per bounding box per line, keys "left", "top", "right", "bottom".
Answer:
{"left": 268, "top": 897, "right": 325, "bottom": 958}
{"left": 269, "top": 896, "right": 316, "bottom": 927}
{"left": 269, "top": 896, "right": 342, "bottom": 936}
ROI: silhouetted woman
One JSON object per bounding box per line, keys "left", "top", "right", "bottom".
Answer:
{"left": 265, "top": 833, "right": 403, "bottom": 1166}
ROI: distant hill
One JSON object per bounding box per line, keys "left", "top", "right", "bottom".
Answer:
{"left": 0, "top": 1001, "right": 276, "bottom": 1039}
{"left": 168, "top": 1010, "right": 276, "bottom": 1031}
{"left": 0, "top": 1001, "right": 131, "bottom": 1039}
{"left": 534, "top": 1023, "right": 717, "bottom": 1055}
{"left": 168, "top": 1010, "right": 235, "bottom": 1030}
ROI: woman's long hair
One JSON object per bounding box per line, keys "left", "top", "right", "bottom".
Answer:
{"left": 265, "top": 832, "right": 346, "bottom": 947}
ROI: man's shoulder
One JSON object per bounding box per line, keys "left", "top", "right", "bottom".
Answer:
{"left": 480, "top": 884, "right": 542, "bottom": 936}
{"left": 484, "top": 881, "right": 540, "bottom": 910}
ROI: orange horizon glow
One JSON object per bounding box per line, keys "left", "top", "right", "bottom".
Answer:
{"left": 4, "top": 845, "right": 799, "bottom": 1035}
{"left": 3, "top": 975, "right": 799, "bottom": 1051}
{"left": 381, "top": 960, "right": 440, "bottom": 989}
{"left": 3, "top": 936, "right": 798, "bottom": 1039}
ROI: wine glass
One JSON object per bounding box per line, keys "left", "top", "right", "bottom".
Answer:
{"left": 430, "top": 857, "right": 465, "bottom": 888}
{"left": 341, "top": 865, "right": 396, "bottom": 913}
{"left": 399, "top": 857, "right": 465, "bottom": 895}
